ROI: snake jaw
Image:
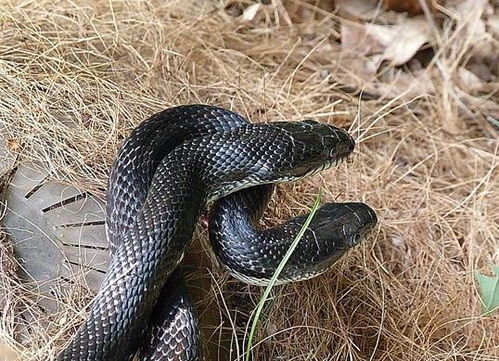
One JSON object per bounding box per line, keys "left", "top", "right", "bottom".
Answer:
{"left": 302, "top": 151, "right": 351, "bottom": 179}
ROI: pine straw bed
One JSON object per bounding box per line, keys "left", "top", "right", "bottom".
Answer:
{"left": 0, "top": 1, "right": 498, "bottom": 360}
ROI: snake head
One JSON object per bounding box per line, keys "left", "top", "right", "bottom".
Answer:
{"left": 264, "top": 201, "right": 378, "bottom": 283}
{"left": 199, "top": 119, "right": 356, "bottom": 201}
{"left": 307, "top": 202, "right": 378, "bottom": 250}
{"left": 266, "top": 120, "right": 355, "bottom": 180}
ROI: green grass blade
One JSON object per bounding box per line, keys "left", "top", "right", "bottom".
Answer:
{"left": 475, "top": 265, "right": 499, "bottom": 315}
{"left": 244, "top": 190, "right": 323, "bottom": 361}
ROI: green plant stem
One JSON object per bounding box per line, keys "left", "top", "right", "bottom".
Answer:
{"left": 245, "top": 190, "right": 323, "bottom": 361}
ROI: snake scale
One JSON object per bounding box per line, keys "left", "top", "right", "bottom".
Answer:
{"left": 58, "top": 105, "right": 377, "bottom": 360}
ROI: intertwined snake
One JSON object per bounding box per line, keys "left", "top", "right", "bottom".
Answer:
{"left": 58, "top": 105, "right": 377, "bottom": 360}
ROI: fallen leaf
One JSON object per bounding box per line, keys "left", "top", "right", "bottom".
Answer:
{"left": 475, "top": 266, "right": 499, "bottom": 315}
{"left": 341, "top": 17, "right": 432, "bottom": 69}
{"left": 487, "top": 14, "right": 499, "bottom": 37}
{"left": 453, "top": 0, "right": 494, "bottom": 58}
{"left": 466, "top": 59, "right": 496, "bottom": 83}
{"left": 369, "top": 18, "right": 432, "bottom": 65}
{"left": 458, "top": 89, "right": 499, "bottom": 121}
{"left": 374, "top": 67, "right": 435, "bottom": 99}
{"left": 383, "top": 0, "right": 435, "bottom": 16}
{"left": 456, "top": 67, "right": 486, "bottom": 93}
{"left": 285, "top": 1, "right": 335, "bottom": 23}
{"left": 2, "top": 163, "right": 109, "bottom": 313}
{"left": 341, "top": 23, "right": 387, "bottom": 56}
{"left": 332, "top": 55, "right": 380, "bottom": 84}
{"left": 336, "top": 0, "right": 381, "bottom": 20}
{"left": 241, "top": 3, "right": 261, "bottom": 22}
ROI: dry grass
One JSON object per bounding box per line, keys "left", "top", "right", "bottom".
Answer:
{"left": 0, "top": 0, "right": 498, "bottom": 360}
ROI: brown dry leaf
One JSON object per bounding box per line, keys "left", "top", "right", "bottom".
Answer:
{"left": 371, "top": 68, "right": 435, "bottom": 99}
{"left": 458, "top": 90, "right": 499, "bottom": 121}
{"left": 453, "top": 0, "right": 494, "bottom": 58}
{"left": 331, "top": 55, "right": 380, "bottom": 85}
{"left": 376, "top": 18, "right": 432, "bottom": 65}
{"left": 285, "top": 0, "right": 335, "bottom": 22}
{"left": 337, "top": 0, "right": 436, "bottom": 20}
{"left": 467, "top": 59, "right": 497, "bottom": 83}
{"left": 383, "top": 0, "right": 435, "bottom": 16}
{"left": 336, "top": 0, "right": 381, "bottom": 20}
{"left": 341, "top": 22, "right": 386, "bottom": 56}
{"left": 341, "top": 17, "right": 432, "bottom": 70}
{"left": 456, "top": 67, "right": 486, "bottom": 93}
{"left": 488, "top": 14, "right": 499, "bottom": 37}
{"left": 338, "top": 13, "right": 435, "bottom": 101}
{"left": 330, "top": 56, "right": 434, "bottom": 101}
{"left": 449, "top": 0, "right": 497, "bottom": 85}
{"left": 339, "top": 15, "right": 433, "bottom": 96}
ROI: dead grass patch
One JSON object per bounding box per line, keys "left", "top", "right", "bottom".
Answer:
{"left": 0, "top": 1, "right": 497, "bottom": 360}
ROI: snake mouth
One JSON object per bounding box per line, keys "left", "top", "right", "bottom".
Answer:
{"left": 307, "top": 152, "right": 350, "bottom": 177}
{"left": 330, "top": 152, "right": 350, "bottom": 168}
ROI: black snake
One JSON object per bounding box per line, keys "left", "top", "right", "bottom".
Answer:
{"left": 58, "top": 105, "right": 377, "bottom": 360}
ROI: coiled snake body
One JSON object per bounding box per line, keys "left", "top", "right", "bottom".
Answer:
{"left": 58, "top": 105, "right": 376, "bottom": 360}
